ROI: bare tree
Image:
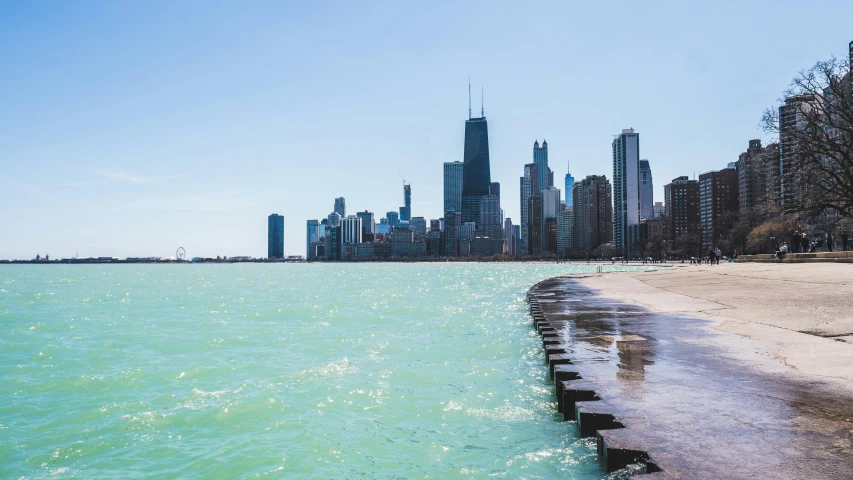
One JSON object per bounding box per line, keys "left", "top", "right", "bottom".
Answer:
{"left": 761, "top": 55, "right": 853, "bottom": 218}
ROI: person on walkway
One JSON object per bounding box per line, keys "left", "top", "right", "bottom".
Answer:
{"left": 842, "top": 230, "right": 849, "bottom": 252}
{"left": 826, "top": 232, "right": 834, "bottom": 252}
{"left": 792, "top": 230, "right": 800, "bottom": 252}
{"left": 774, "top": 242, "right": 788, "bottom": 260}
{"left": 801, "top": 232, "right": 808, "bottom": 253}
{"left": 714, "top": 247, "right": 722, "bottom": 264}
{"left": 708, "top": 248, "right": 716, "bottom": 265}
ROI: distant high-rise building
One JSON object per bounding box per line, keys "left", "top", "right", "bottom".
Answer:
{"left": 268, "top": 214, "right": 284, "bottom": 259}
{"left": 461, "top": 100, "right": 491, "bottom": 228}
{"left": 386, "top": 211, "right": 400, "bottom": 227}
{"left": 306, "top": 219, "right": 319, "bottom": 258}
{"left": 541, "top": 187, "right": 561, "bottom": 221}
{"left": 489, "top": 182, "right": 500, "bottom": 200}
{"left": 400, "top": 184, "right": 412, "bottom": 221}
{"left": 460, "top": 222, "right": 476, "bottom": 241}
{"left": 736, "top": 140, "right": 767, "bottom": 226}
{"left": 664, "top": 176, "right": 700, "bottom": 240}
{"left": 519, "top": 163, "right": 538, "bottom": 255}
{"left": 639, "top": 159, "right": 654, "bottom": 219}
{"left": 357, "top": 211, "right": 375, "bottom": 235}
{"left": 613, "top": 128, "right": 640, "bottom": 250}
{"left": 443, "top": 209, "right": 461, "bottom": 256}
{"left": 410, "top": 216, "right": 427, "bottom": 238}
{"left": 699, "top": 168, "right": 739, "bottom": 251}
{"left": 557, "top": 209, "right": 574, "bottom": 256}
{"left": 443, "top": 162, "right": 464, "bottom": 214}
{"left": 533, "top": 140, "right": 551, "bottom": 193}
{"left": 504, "top": 218, "right": 513, "bottom": 254}
{"left": 327, "top": 212, "right": 341, "bottom": 228}
{"left": 564, "top": 161, "right": 575, "bottom": 208}
{"left": 430, "top": 219, "right": 441, "bottom": 232}
{"left": 479, "top": 194, "right": 503, "bottom": 254}
{"left": 572, "top": 175, "right": 613, "bottom": 252}
{"left": 512, "top": 225, "right": 521, "bottom": 255}
{"left": 341, "top": 215, "right": 363, "bottom": 245}
{"left": 527, "top": 194, "right": 543, "bottom": 255}
{"left": 334, "top": 197, "right": 346, "bottom": 217}
{"left": 652, "top": 202, "right": 664, "bottom": 219}
{"left": 779, "top": 95, "right": 815, "bottom": 211}
{"left": 325, "top": 226, "right": 342, "bottom": 260}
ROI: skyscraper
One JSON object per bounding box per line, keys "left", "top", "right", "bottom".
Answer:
{"left": 612, "top": 128, "right": 640, "bottom": 250}
{"left": 557, "top": 209, "right": 573, "bottom": 256}
{"left": 564, "top": 161, "right": 575, "bottom": 208}
{"left": 386, "top": 211, "right": 400, "bottom": 227}
{"left": 461, "top": 95, "right": 491, "bottom": 228}
{"left": 443, "top": 161, "right": 464, "bottom": 214}
{"left": 268, "top": 214, "right": 284, "bottom": 259}
{"left": 504, "top": 218, "right": 513, "bottom": 254}
{"left": 736, "top": 140, "right": 768, "bottom": 226}
{"left": 341, "top": 215, "right": 363, "bottom": 245}
{"left": 334, "top": 197, "right": 346, "bottom": 217}
{"left": 519, "top": 163, "right": 538, "bottom": 255}
{"left": 443, "top": 208, "right": 461, "bottom": 256}
{"left": 306, "top": 219, "right": 319, "bottom": 258}
{"left": 639, "top": 159, "right": 654, "bottom": 219}
{"left": 572, "top": 175, "right": 613, "bottom": 252}
{"left": 699, "top": 168, "right": 739, "bottom": 251}
{"left": 527, "top": 194, "right": 543, "bottom": 255}
{"left": 400, "top": 184, "right": 411, "bottom": 221}
{"left": 489, "top": 182, "right": 500, "bottom": 200}
{"left": 357, "top": 210, "right": 375, "bottom": 234}
{"left": 533, "top": 140, "right": 551, "bottom": 193}
{"left": 664, "top": 176, "right": 700, "bottom": 240}
{"left": 779, "top": 95, "right": 815, "bottom": 211}
{"left": 479, "top": 194, "right": 502, "bottom": 253}
{"left": 327, "top": 212, "right": 341, "bottom": 228}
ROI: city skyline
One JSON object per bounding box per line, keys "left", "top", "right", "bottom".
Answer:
{"left": 3, "top": 2, "right": 853, "bottom": 258}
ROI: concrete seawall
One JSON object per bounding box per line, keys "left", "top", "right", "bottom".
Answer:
{"left": 526, "top": 272, "right": 853, "bottom": 479}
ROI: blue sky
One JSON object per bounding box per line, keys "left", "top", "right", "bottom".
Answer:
{"left": 2, "top": 1, "right": 852, "bottom": 259}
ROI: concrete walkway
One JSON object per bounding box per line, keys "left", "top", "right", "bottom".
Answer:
{"left": 581, "top": 263, "right": 853, "bottom": 382}
{"left": 531, "top": 263, "right": 853, "bottom": 478}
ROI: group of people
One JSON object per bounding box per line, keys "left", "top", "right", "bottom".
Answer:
{"left": 790, "top": 229, "right": 851, "bottom": 254}
{"left": 689, "top": 247, "right": 724, "bottom": 265}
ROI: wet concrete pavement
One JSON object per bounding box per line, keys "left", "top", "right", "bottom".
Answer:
{"left": 528, "top": 276, "right": 853, "bottom": 479}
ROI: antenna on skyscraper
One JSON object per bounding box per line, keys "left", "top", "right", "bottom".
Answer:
{"left": 468, "top": 77, "right": 472, "bottom": 119}
{"left": 481, "top": 86, "right": 484, "bottom": 117}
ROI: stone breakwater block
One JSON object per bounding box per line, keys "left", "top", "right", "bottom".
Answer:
{"left": 536, "top": 321, "right": 552, "bottom": 333}
{"left": 554, "top": 365, "right": 582, "bottom": 383}
{"left": 596, "top": 430, "right": 660, "bottom": 474}
{"left": 563, "top": 387, "right": 600, "bottom": 421}
{"left": 545, "top": 344, "right": 568, "bottom": 358}
{"left": 548, "top": 354, "right": 573, "bottom": 377}
{"left": 543, "top": 337, "right": 562, "bottom": 347}
{"left": 539, "top": 327, "right": 558, "bottom": 336}
{"left": 555, "top": 377, "right": 582, "bottom": 413}
{"left": 576, "top": 403, "right": 624, "bottom": 437}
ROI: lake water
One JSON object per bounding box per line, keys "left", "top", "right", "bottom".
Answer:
{"left": 0, "top": 263, "right": 654, "bottom": 479}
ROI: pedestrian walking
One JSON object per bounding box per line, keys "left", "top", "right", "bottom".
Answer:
{"left": 714, "top": 247, "right": 721, "bottom": 264}
{"left": 842, "top": 230, "right": 849, "bottom": 252}
{"left": 826, "top": 232, "right": 834, "bottom": 252}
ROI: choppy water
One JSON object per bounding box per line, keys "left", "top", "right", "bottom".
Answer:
{"left": 1, "top": 263, "right": 654, "bottom": 479}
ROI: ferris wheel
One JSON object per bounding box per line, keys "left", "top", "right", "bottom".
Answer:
{"left": 176, "top": 247, "right": 186, "bottom": 261}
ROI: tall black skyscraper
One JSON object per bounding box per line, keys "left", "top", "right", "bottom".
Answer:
{"left": 399, "top": 183, "right": 411, "bottom": 222}
{"left": 461, "top": 89, "right": 491, "bottom": 227}
{"left": 268, "top": 214, "right": 284, "bottom": 259}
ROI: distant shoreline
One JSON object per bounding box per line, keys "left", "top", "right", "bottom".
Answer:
{"left": 0, "top": 259, "right": 674, "bottom": 265}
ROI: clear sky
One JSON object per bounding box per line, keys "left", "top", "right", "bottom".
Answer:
{"left": 2, "top": 1, "right": 852, "bottom": 259}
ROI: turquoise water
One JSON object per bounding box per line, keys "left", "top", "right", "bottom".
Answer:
{"left": 1, "top": 264, "right": 651, "bottom": 479}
